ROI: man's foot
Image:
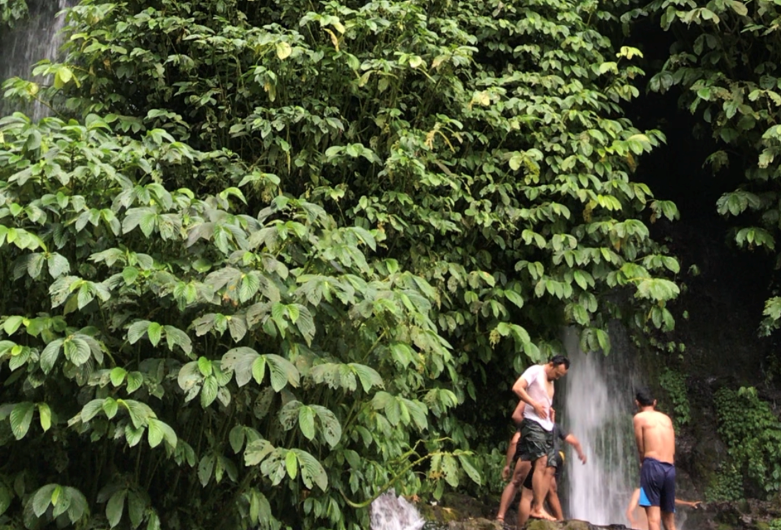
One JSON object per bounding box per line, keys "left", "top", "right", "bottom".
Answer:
{"left": 529, "top": 507, "right": 556, "bottom": 521}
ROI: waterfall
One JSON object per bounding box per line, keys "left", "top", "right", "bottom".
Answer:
{"left": 563, "top": 326, "right": 641, "bottom": 526}
{"left": 0, "top": 0, "right": 73, "bottom": 120}
{"left": 370, "top": 490, "right": 426, "bottom": 530}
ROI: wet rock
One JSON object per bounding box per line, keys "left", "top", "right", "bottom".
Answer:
{"left": 447, "top": 518, "right": 502, "bottom": 530}
{"left": 433, "top": 518, "right": 630, "bottom": 530}
{"left": 524, "top": 520, "right": 628, "bottom": 530}
{"left": 683, "top": 498, "right": 781, "bottom": 530}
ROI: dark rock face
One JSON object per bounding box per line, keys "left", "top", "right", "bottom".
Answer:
{"left": 683, "top": 500, "right": 781, "bottom": 530}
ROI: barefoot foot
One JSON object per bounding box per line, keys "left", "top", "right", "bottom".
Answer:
{"left": 529, "top": 507, "right": 556, "bottom": 521}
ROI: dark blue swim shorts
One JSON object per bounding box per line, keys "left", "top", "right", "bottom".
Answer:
{"left": 639, "top": 457, "right": 676, "bottom": 513}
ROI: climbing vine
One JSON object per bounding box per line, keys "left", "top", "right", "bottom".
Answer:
{"left": 659, "top": 368, "right": 690, "bottom": 428}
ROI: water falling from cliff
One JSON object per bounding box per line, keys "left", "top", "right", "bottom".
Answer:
{"left": 563, "top": 327, "right": 641, "bottom": 526}
{"left": 0, "top": 0, "right": 73, "bottom": 120}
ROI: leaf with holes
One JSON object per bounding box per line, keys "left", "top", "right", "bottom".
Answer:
{"left": 265, "top": 354, "right": 300, "bottom": 391}
{"left": 311, "top": 405, "right": 342, "bottom": 448}
{"left": 293, "top": 449, "right": 328, "bottom": 491}
{"left": 244, "top": 439, "right": 274, "bottom": 466}
{"left": 222, "top": 347, "right": 259, "bottom": 387}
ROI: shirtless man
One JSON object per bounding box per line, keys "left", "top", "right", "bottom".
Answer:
{"left": 633, "top": 388, "right": 677, "bottom": 530}
{"left": 511, "top": 355, "right": 570, "bottom": 521}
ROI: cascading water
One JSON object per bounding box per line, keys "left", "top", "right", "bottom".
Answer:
{"left": 370, "top": 490, "right": 426, "bottom": 530}
{"left": 0, "top": 0, "right": 73, "bottom": 120}
{"left": 563, "top": 327, "right": 642, "bottom": 526}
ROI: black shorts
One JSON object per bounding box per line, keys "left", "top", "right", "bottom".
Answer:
{"left": 515, "top": 419, "right": 555, "bottom": 463}
{"left": 639, "top": 458, "right": 676, "bottom": 513}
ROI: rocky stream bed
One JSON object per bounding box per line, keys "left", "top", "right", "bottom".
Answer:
{"left": 414, "top": 494, "right": 781, "bottom": 530}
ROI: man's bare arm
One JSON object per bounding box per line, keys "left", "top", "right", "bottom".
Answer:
{"left": 512, "top": 375, "right": 548, "bottom": 419}
{"left": 511, "top": 399, "right": 525, "bottom": 426}
{"left": 675, "top": 499, "right": 702, "bottom": 508}
{"left": 564, "top": 434, "right": 587, "bottom": 463}
{"left": 633, "top": 415, "right": 645, "bottom": 464}
{"left": 503, "top": 432, "right": 519, "bottom": 480}
{"left": 626, "top": 488, "right": 640, "bottom": 527}
{"left": 505, "top": 432, "right": 519, "bottom": 467}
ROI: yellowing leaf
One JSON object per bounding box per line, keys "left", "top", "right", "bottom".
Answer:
{"left": 276, "top": 42, "right": 292, "bottom": 60}
{"left": 472, "top": 91, "right": 490, "bottom": 106}
{"left": 409, "top": 56, "right": 425, "bottom": 69}
{"left": 324, "top": 29, "right": 340, "bottom": 52}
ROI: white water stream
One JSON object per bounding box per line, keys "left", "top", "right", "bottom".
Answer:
{"left": 371, "top": 490, "right": 426, "bottom": 530}
{"left": 563, "top": 327, "right": 641, "bottom": 526}
{"left": 0, "top": 0, "right": 73, "bottom": 120}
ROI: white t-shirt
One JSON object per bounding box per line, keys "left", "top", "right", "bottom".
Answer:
{"left": 520, "top": 364, "right": 554, "bottom": 431}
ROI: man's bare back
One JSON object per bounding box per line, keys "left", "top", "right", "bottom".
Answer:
{"left": 633, "top": 410, "right": 675, "bottom": 464}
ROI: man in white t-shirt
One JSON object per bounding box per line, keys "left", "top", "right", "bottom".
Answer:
{"left": 511, "top": 355, "right": 570, "bottom": 522}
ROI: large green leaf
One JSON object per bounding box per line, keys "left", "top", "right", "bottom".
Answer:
{"left": 292, "top": 449, "right": 328, "bottom": 491}
{"left": 31, "top": 484, "right": 56, "bottom": 517}
{"left": 10, "top": 402, "right": 34, "bottom": 440}
{"left": 221, "top": 347, "right": 260, "bottom": 387}
{"left": 311, "top": 405, "right": 342, "bottom": 448}
{"left": 106, "top": 489, "right": 127, "bottom": 528}
{"left": 244, "top": 439, "right": 274, "bottom": 467}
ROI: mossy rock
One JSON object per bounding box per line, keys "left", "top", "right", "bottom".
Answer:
{"left": 523, "top": 519, "right": 627, "bottom": 530}
{"left": 417, "top": 502, "right": 462, "bottom": 523}
{"left": 441, "top": 492, "right": 494, "bottom": 519}
{"left": 446, "top": 518, "right": 504, "bottom": 530}
{"left": 526, "top": 520, "right": 589, "bottom": 530}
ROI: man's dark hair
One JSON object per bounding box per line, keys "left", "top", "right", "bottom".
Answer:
{"left": 549, "top": 355, "right": 570, "bottom": 369}
{"left": 635, "top": 388, "right": 655, "bottom": 406}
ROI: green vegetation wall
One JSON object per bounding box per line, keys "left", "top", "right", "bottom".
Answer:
{"left": 0, "top": 0, "right": 683, "bottom": 528}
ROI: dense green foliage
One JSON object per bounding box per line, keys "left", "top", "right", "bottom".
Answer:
{"left": 635, "top": 0, "right": 781, "bottom": 334}
{"left": 0, "top": 0, "right": 28, "bottom": 27}
{"left": 714, "top": 387, "right": 781, "bottom": 497}
{"left": 658, "top": 367, "right": 690, "bottom": 428}
{"left": 0, "top": 0, "right": 690, "bottom": 528}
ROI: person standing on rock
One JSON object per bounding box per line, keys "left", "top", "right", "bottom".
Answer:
{"left": 516, "top": 415, "right": 587, "bottom": 524}
{"left": 496, "top": 400, "right": 530, "bottom": 524}
{"left": 511, "top": 355, "right": 570, "bottom": 522}
{"left": 633, "top": 388, "right": 677, "bottom": 530}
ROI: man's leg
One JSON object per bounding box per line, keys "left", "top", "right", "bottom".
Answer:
{"left": 660, "top": 511, "right": 676, "bottom": 530}
{"left": 497, "top": 459, "right": 531, "bottom": 521}
{"left": 518, "top": 487, "right": 534, "bottom": 527}
{"left": 546, "top": 473, "right": 564, "bottom": 520}
{"left": 529, "top": 456, "right": 555, "bottom": 520}
{"left": 644, "top": 506, "right": 662, "bottom": 530}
